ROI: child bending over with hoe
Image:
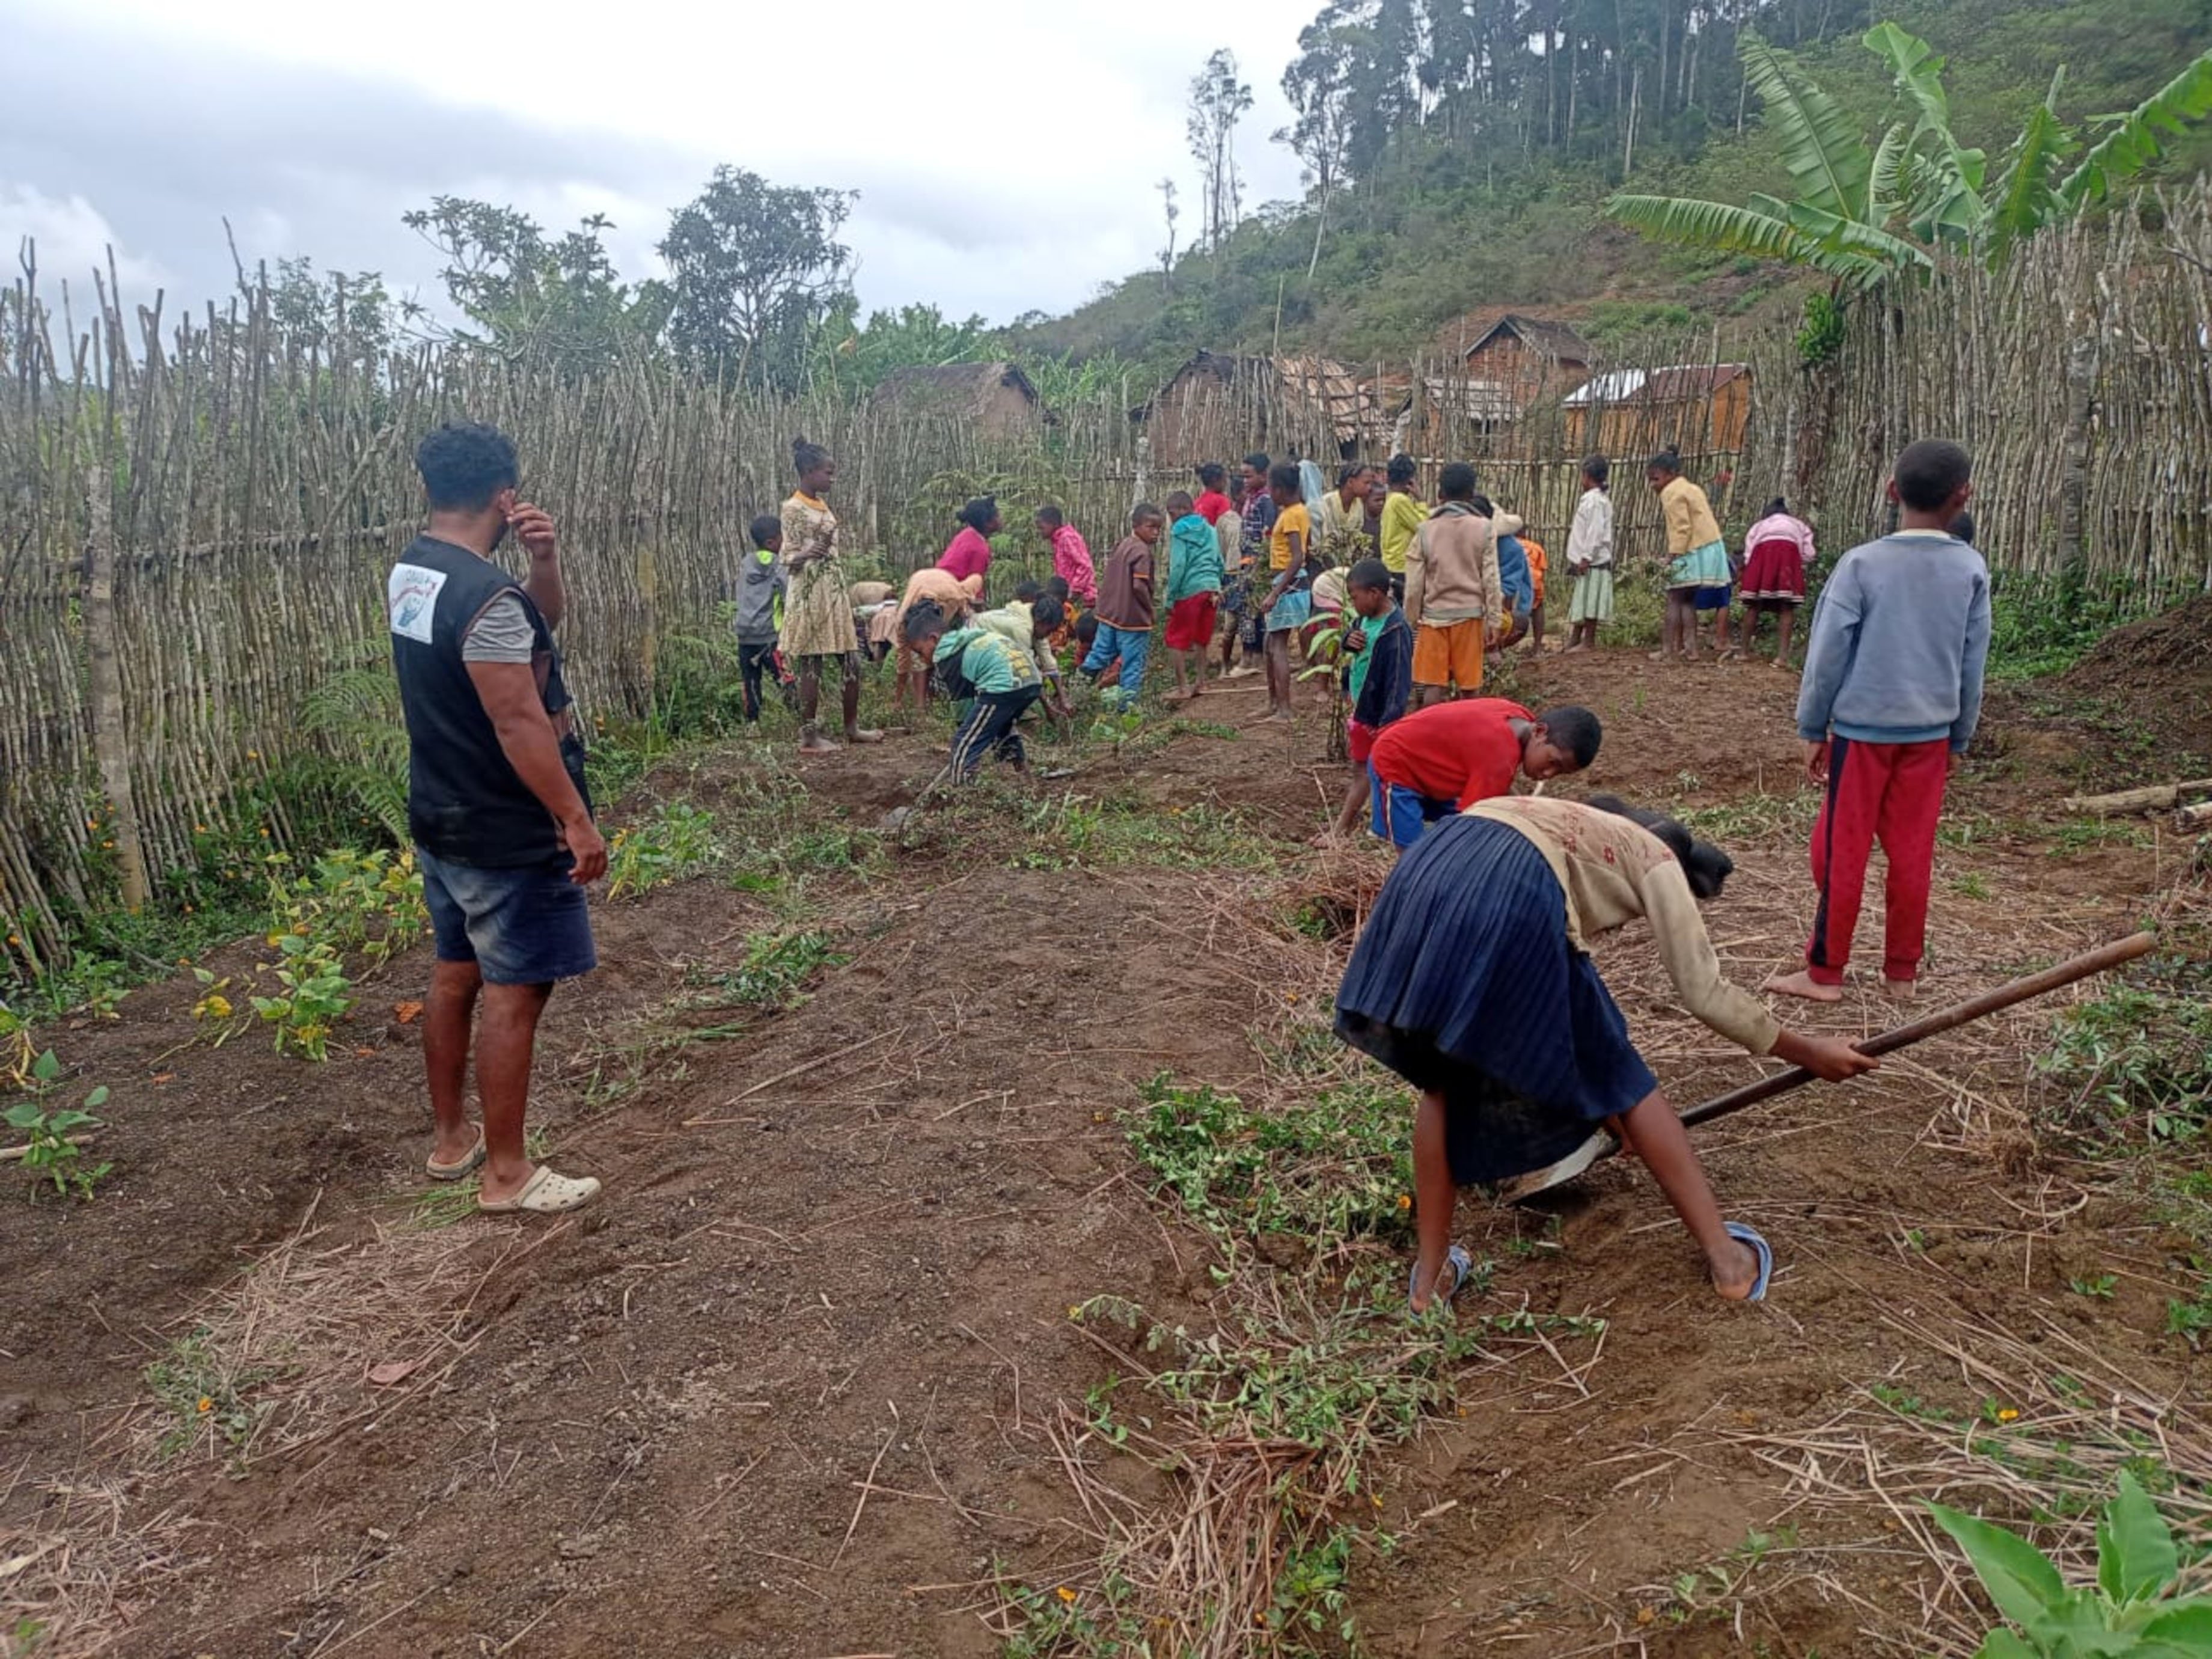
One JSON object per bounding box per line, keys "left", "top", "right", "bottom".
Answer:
{"left": 1366, "top": 698, "right": 1599, "bottom": 852}
{"left": 1336, "top": 795, "right": 1877, "bottom": 1311}
{"left": 902, "top": 600, "right": 1044, "bottom": 781}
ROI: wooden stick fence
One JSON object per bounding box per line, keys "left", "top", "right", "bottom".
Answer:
{"left": 5, "top": 186, "right": 2211, "bottom": 972}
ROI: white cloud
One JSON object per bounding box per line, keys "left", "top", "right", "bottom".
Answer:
{"left": 0, "top": 182, "right": 166, "bottom": 292}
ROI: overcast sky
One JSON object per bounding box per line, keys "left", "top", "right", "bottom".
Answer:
{"left": 2, "top": 0, "right": 1312, "bottom": 331}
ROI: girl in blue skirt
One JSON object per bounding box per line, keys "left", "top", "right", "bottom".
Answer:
{"left": 1336, "top": 795, "right": 1876, "bottom": 1309}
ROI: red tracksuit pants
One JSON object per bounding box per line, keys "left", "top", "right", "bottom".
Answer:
{"left": 1804, "top": 736, "right": 1949, "bottom": 986}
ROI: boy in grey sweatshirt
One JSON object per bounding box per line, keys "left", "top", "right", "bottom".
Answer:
{"left": 735, "top": 513, "right": 787, "bottom": 723}
{"left": 1766, "top": 440, "right": 1988, "bottom": 1004}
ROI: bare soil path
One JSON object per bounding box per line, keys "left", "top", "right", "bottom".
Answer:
{"left": 3, "top": 644, "right": 2204, "bottom": 1658}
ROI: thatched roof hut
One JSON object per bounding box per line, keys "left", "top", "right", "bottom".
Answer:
{"left": 873, "top": 362, "right": 1045, "bottom": 440}
{"left": 1134, "top": 352, "right": 1391, "bottom": 467}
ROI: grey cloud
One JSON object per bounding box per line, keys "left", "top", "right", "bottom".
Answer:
{"left": 0, "top": 4, "right": 1301, "bottom": 325}
{"left": 1, "top": 7, "right": 709, "bottom": 312}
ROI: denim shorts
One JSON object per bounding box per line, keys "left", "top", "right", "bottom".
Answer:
{"left": 1368, "top": 767, "right": 1455, "bottom": 850}
{"left": 417, "top": 848, "right": 597, "bottom": 985}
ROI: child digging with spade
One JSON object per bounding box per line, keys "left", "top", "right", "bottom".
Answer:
{"left": 1335, "top": 794, "right": 1877, "bottom": 1312}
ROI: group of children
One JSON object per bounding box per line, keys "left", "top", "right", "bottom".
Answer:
{"left": 732, "top": 430, "right": 1994, "bottom": 1318}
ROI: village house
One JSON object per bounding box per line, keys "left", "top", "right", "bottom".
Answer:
{"left": 872, "top": 362, "right": 1046, "bottom": 442}
{"left": 1135, "top": 352, "right": 1392, "bottom": 468}
{"left": 1458, "top": 313, "right": 1597, "bottom": 414}
{"left": 1563, "top": 362, "right": 1753, "bottom": 456}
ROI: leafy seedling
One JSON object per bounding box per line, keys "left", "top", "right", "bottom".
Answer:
{"left": 5, "top": 1049, "right": 112, "bottom": 1199}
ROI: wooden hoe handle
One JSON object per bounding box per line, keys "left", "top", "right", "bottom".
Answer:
{"left": 1677, "top": 931, "right": 2161, "bottom": 1131}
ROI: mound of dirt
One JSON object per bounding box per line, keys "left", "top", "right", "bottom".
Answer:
{"left": 2062, "top": 594, "right": 2212, "bottom": 760}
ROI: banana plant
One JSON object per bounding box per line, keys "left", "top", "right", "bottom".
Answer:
{"left": 1928, "top": 1471, "right": 2212, "bottom": 1657}
{"left": 1609, "top": 23, "right": 2212, "bottom": 286}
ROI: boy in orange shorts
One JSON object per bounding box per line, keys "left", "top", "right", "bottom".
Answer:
{"left": 1403, "top": 462, "right": 1508, "bottom": 706}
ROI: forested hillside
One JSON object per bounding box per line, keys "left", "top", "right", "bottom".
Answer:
{"left": 1012, "top": 0, "right": 2212, "bottom": 379}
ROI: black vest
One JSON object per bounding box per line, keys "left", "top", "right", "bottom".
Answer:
{"left": 388, "top": 534, "right": 591, "bottom": 867}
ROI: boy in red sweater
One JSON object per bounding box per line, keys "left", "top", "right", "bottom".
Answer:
{"left": 1367, "top": 698, "right": 1601, "bottom": 851}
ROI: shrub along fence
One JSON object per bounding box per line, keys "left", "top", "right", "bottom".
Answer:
{"left": 4, "top": 188, "right": 2210, "bottom": 973}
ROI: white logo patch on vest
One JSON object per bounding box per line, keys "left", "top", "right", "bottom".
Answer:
{"left": 388, "top": 563, "right": 447, "bottom": 643}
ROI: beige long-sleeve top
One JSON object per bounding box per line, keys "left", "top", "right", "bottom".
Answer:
{"left": 1405, "top": 505, "right": 1520, "bottom": 628}
{"left": 1465, "top": 796, "right": 1781, "bottom": 1056}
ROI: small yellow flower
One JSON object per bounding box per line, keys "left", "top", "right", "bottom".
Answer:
{"left": 102, "top": 839, "right": 114, "bottom": 849}
{"left": 1068, "top": 1305, "right": 1081, "bottom": 1319}
{"left": 86, "top": 817, "right": 99, "bottom": 830}
{"left": 195, "top": 824, "right": 207, "bottom": 833}
{"left": 5, "top": 934, "right": 17, "bottom": 947}
{"left": 1055, "top": 1587, "right": 1077, "bottom": 1604}
{"left": 246, "top": 750, "right": 261, "bottom": 760}
{"left": 1997, "top": 1407, "right": 2020, "bottom": 1423}
{"left": 258, "top": 828, "right": 270, "bottom": 839}
{"left": 1396, "top": 1194, "right": 1413, "bottom": 1210}
{"left": 196, "top": 1396, "right": 213, "bottom": 1414}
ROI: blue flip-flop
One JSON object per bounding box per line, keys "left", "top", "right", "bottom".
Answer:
{"left": 1725, "top": 1221, "right": 1775, "bottom": 1302}
{"left": 1409, "top": 1244, "right": 1473, "bottom": 1311}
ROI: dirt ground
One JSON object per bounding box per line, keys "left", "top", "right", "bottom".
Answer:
{"left": 2, "top": 638, "right": 2206, "bottom": 1659}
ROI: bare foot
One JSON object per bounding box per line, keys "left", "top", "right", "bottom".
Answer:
{"left": 799, "top": 732, "right": 843, "bottom": 754}
{"left": 1254, "top": 708, "right": 1294, "bottom": 725}
{"left": 845, "top": 727, "right": 885, "bottom": 745}
{"left": 1562, "top": 642, "right": 1587, "bottom": 655}
{"left": 1711, "top": 1237, "right": 1762, "bottom": 1301}
{"left": 1762, "top": 968, "right": 1843, "bottom": 1003}
{"left": 1647, "top": 650, "right": 1673, "bottom": 663}
{"left": 1882, "top": 976, "right": 1920, "bottom": 1003}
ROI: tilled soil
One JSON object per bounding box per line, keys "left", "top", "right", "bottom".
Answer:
{"left": 2, "top": 647, "right": 2202, "bottom": 1658}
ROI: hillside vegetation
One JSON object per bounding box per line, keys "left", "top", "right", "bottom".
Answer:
{"left": 1012, "top": 0, "right": 2212, "bottom": 381}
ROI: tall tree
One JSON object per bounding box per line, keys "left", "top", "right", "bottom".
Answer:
{"left": 658, "top": 167, "right": 856, "bottom": 391}
{"left": 401, "top": 198, "right": 663, "bottom": 371}
{"left": 1187, "top": 50, "right": 1254, "bottom": 254}
{"left": 1156, "top": 177, "right": 1181, "bottom": 290}
{"left": 269, "top": 258, "right": 393, "bottom": 362}
{"left": 1279, "top": 14, "right": 1358, "bottom": 275}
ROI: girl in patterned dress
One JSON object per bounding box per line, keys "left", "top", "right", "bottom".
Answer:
{"left": 778, "top": 438, "right": 884, "bottom": 754}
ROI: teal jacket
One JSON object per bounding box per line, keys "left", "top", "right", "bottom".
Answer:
{"left": 1165, "top": 513, "right": 1224, "bottom": 603}
{"left": 933, "top": 626, "right": 1038, "bottom": 695}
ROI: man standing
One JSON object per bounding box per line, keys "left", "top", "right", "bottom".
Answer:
{"left": 388, "top": 423, "right": 607, "bottom": 1215}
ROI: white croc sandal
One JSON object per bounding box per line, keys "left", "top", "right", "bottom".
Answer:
{"left": 478, "top": 1166, "right": 601, "bottom": 1215}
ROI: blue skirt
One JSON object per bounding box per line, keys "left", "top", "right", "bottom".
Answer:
{"left": 1334, "top": 815, "right": 1658, "bottom": 1184}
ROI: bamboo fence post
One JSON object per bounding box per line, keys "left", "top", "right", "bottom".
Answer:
{"left": 82, "top": 422, "right": 151, "bottom": 913}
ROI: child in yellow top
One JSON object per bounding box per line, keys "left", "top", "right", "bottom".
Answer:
{"left": 1259, "top": 461, "right": 1313, "bottom": 723}
{"left": 1647, "top": 450, "right": 1731, "bottom": 663}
